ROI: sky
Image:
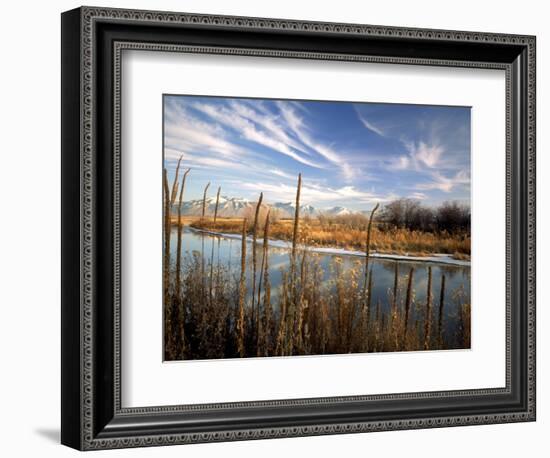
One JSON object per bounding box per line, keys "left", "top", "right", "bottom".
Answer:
{"left": 163, "top": 94, "right": 471, "bottom": 211}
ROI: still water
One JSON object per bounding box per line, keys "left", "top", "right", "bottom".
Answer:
{"left": 170, "top": 226, "right": 471, "bottom": 341}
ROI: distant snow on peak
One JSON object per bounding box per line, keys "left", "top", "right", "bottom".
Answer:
{"left": 323, "top": 206, "right": 354, "bottom": 216}
{"left": 174, "top": 196, "right": 254, "bottom": 217}
{"left": 173, "top": 195, "right": 362, "bottom": 218}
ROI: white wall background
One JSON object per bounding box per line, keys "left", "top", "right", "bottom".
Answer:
{"left": 0, "top": 0, "right": 546, "bottom": 456}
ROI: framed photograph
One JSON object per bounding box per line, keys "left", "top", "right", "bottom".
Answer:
{"left": 61, "top": 6, "right": 536, "bottom": 450}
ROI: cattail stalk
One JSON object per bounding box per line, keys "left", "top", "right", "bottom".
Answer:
{"left": 213, "top": 186, "right": 221, "bottom": 223}
{"left": 403, "top": 267, "right": 414, "bottom": 346}
{"left": 162, "top": 168, "right": 172, "bottom": 358}
{"left": 237, "top": 218, "right": 247, "bottom": 357}
{"left": 360, "top": 269, "right": 374, "bottom": 352}
{"left": 276, "top": 271, "right": 288, "bottom": 356}
{"left": 258, "top": 211, "right": 271, "bottom": 356}
{"left": 375, "top": 299, "right": 382, "bottom": 351}
{"left": 296, "top": 249, "right": 308, "bottom": 352}
{"left": 201, "top": 182, "right": 210, "bottom": 220}
{"left": 423, "top": 266, "right": 433, "bottom": 350}
{"left": 291, "top": 174, "right": 302, "bottom": 262}
{"left": 392, "top": 262, "right": 399, "bottom": 311}
{"left": 437, "top": 274, "right": 446, "bottom": 348}
{"left": 175, "top": 168, "right": 190, "bottom": 298}
{"left": 162, "top": 168, "right": 171, "bottom": 296}
{"left": 170, "top": 155, "right": 183, "bottom": 206}
{"left": 175, "top": 168, "right": 190, "bottom": 358}
{"left": 251, "top": 193, "right": 263, "bottom": 324}
{"left": 209, "top": 237, "right": 215, "bottom": 305}
{"left": 366, "top": 270, "right": 373, "bottom": 332}
{"left": 391, "top": 262, "right": 399, "bottom": 351}
{"left": 363, "top": 203, "right": 379, "bottom": 304}
{"left": 289, "top": 174, "right": 302, "bottom": 343}
{"left": 208, "top": 188, "right": 217, "bottom": 303}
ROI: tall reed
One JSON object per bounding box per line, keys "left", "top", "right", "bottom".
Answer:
{"left": 374, "top": 299, "right": 382, "bottom": 350}
{"left": 390, "top": 262, "right": 400, "bottom": 350}
{"left": 289, "top": 173, "right": 302, "bottom": 341}
{"left": 175, "top": 168, "right": 190, "bottom": 298}
{"left": 362, "top": 269, "right": 373, "bottom": 351}
{"left": 170, "top": 155, "right": 183, "bottom": 206}
{"left": 201, "top": 182, "right": 210, "bottom": 220}
{"left": 296, "top": 249, "right": 308, "bottom": 353}
{"left": 251, "top": 192, "right": 263, "bottom": 324}
{"left": 403, "top": 266, "right": 414, "bottom": 344}
{"left": 175, "top": 168, "right": 190, "bottom": 358}
{"left": 208, "top": 188, "right": 219, "bottom": 303}
{"left": 276, "top": 271, "right": 288, "bottom": 356}
{"left": 213, "top": 186, "right": 221, "bottom": 223}
{"left": 423, "top": 266, "right": 433, "bottom": 350}
{"left": 259, "top": 210, "right": 271, "bottom": 356}
{"left": 392, "top": 262, "right": 399, "bottom": 311}
{"left": 438, "top": 274, "right": 446, "bottom": 347}
{"left": 199, "top": 181, "right": 210, "bottom": 299}
{"left": 162, "top": 168, "right": 172, "bottom": 358}
{"left": 363, "top": 203, "right": 379, "bottom": 307}
{"left": 291, "top": 174, "right": 302, "bottom": 262}
{"left": 236, "top": 218, "right": 247, "bottom": 356}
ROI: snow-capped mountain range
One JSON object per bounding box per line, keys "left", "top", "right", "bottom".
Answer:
{"left": 172, "top": 196, "right": 357, "bottom": 218}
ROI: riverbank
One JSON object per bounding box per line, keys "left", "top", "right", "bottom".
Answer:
{"left": 180, "top": 216, "right": 470, "bottom": 263}
{"left": 187, "top": 226, "right": 471, "bottom": 267}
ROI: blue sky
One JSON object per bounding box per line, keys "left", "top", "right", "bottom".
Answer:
{"left": 163, "top": 95, "right": 471, "bottom": 211}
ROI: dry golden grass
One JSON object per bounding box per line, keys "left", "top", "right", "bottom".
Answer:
{"left": 188, "top": 217, "right": 470, "bottom": 259}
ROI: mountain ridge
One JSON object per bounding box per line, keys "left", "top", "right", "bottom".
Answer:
{"left": 172, "top": 196, "right": 359, "bottom": 218}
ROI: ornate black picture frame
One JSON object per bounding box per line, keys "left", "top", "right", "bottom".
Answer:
{"left": 61, "top": 6, "right": 536, "bottom": 450}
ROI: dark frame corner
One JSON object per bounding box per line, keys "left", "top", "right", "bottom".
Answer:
{"left": 62, "top": 6, "right": 536, "bottom": 450}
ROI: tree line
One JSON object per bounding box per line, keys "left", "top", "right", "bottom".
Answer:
{"left": 380, "top": 198, "right": 470, "bottom": 234}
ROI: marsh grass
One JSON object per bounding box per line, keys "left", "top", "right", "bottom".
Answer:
{"left": 163, "top": 171, "right": 470, "bottom": 360}
{"left": 192, "top": 218, "right": 470, "bottom": 259}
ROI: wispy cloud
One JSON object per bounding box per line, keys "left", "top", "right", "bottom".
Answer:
{"left": 164, "top": 147, "right": 250, "bottom": 172}
{"left": 416, "top": 170, "right": 470, "bottom": 193}
{"left": 356, "top": 110, "right": 386, "bottom": 137}
{"left": 191, "top": 101, "right": 324, "bottom": 169}
{"left": 408, "top": 192, "right": 428, "bottom": 200}
{"left": 405, "top": 141, "right": 444, "bottom": 168}
{"left": 275, "top": 101, "right": 355, "bottom": 180}
{"left": 389, "top": 155, "right": 411, "bottom": 170}
{"left": 164, "top": 102, "right": 247, "bottom": 159}
{"left": 390, "top": 141, "right": 444, "bottom": 171}
{"left": 185, "top": 98, "right": 357, "bottom": 180}
{"left": 271, "top": 168, "right": 297, "bottom": 180}
{"left": 237, "top": 180, "right": 395, "bottom": 206}
{"left": 228, "top": 100, "right": 314, "bottom": 157}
